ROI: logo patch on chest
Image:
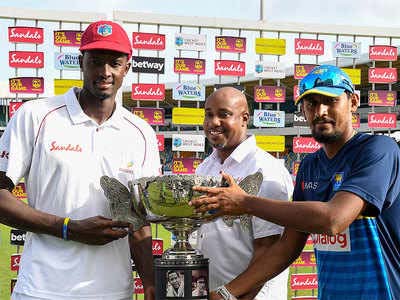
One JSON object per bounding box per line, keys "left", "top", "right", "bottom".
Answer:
{"left": 49, "top": 141, "right": 82, "bottom": 152}
{"left": 332, "top": 172, "right": 344, "bottom": 191}
{"left": 311, "top": 228, "right": 351, "bottom": 252}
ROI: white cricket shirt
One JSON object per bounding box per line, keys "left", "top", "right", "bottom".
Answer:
{"left": 196, "top": 135, "right": 293, "bottom": 298}
{"left": 0, "top": 88, "right": 160, "bottom": 300}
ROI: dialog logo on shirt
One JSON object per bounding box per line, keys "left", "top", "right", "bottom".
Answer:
{"left": 49, "top": 141, "right": 82, "bottom": 152}
{"left": 311, "top": 228, "right": 351, "bottom": 252}
{"left": 332, "top": 172, "right": 344, "bottom": 192}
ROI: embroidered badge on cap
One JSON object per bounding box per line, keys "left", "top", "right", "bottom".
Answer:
{"left": 97, "top": 24, "right": 112, "bottom": 37}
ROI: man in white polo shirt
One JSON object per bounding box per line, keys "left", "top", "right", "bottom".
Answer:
{"left": 0, "top": 20, "right": 159, "bottom": 300}
{"left": 195, "top": 87, "right": 293, "bottom": 300}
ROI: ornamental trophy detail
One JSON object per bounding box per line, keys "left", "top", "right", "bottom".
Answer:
{"left": 100, "top": 171, "right": 263, "bottom": 300}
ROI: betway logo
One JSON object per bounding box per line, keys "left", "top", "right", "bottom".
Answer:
{"left": 311, "top": 228, "right": 351, "bottom": 251}
{"left": 132, "top": 56, "right": 164, "bottom": 73}
{"left": 293, "top": 112, "right": 307, "bottom": 126}
{"left": 10, "top": 229, "right": 26, "bottom": 245}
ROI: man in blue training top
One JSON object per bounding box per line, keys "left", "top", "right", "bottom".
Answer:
{"left": 191, "top": 64, "right": 400, "bottom": 300}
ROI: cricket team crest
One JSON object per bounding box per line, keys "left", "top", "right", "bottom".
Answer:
{"left": 97, "top": 24, "right": 112, "bottom": 37}
{"left": 332, "top": 172, "right": 344, "bottom": 191}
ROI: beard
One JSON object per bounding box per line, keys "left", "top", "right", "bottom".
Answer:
{"left": 211, "top": 142, "right": 226, "bottom": 149}
{"left": 312, "top": 128, "right": 342, "bottom": 144}
{"left": 311, "top": 117, "right": 342, "bottom": 144}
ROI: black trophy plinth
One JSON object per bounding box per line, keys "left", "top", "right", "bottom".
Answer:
{"left": 155, "top": 255, "right": 209, "bottom": 300}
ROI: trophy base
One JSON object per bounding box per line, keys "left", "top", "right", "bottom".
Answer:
{"left": 163, "top": 247, "right": 204, "bottom": 260}
{"left": 154, "top": 255, "right": 209, "bottom": 300}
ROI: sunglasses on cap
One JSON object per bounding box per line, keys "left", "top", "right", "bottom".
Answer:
{"left": 296, "top": 65, "right": 354, "bottom": 104}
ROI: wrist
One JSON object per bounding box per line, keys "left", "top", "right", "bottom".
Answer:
{"left": 242, "top": 194, "right": 254, "bottom": 215}
{"left": 215, "top": 285, "right": 238, "bottom": 300}
{"left": 62, "top": 217, "right": 70, "bottom": 240}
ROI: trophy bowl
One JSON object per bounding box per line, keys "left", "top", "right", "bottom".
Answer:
{"left": 100, "top": 171, "right": 263, "bottom": 259}
{"left": 131, "top": 174, "right": 222, "bottom": 220}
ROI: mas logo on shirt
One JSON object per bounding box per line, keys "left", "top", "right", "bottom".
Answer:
{"left": 301, "top": 181, "right": 318, "bottom": 191}
{"left": 332, "top": 172, "right": 344, "bottom": 192}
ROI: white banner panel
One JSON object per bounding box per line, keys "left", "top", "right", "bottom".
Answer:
{"left": 172, "top": 82, "right": 205, "bottom": 101}
{"left": 253, "top": 110, "right": 285, "bottom": 127}
{"left": 172, "top": 134, "right": 205, "bottom": 152}
{"left": 54, "top": 52, "right": 80, "bottom": 70}
{"left": 332, "top": 41, "right": 361, "bottom": 58}
{"left": 175, "top": 33, "right": 207, "bottom": 51}
{"left": 254, "top": 61, "right": 285, "bottom": 79}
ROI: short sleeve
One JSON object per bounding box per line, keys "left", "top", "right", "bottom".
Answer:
{"left": 339, "top": 136, "right": 400, "bottom": 213}
{"left": 293, "top": 160, "right": 306, "bottom": 202}
{"left": 0, "top": 103, "right": 34, "bottom": 185}
{"left": 253, "top": 163, "right": 293, "bottom": 239}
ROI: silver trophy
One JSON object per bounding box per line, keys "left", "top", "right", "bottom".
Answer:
{"left": 100, "top": 172, "right": 262, "bottom": 300}
{"left": 100, "top": 171, "right": 263, "bottom": 259}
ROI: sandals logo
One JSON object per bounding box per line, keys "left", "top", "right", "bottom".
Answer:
{"left": 49, "top": 141, "right": 82, "bottom": 152}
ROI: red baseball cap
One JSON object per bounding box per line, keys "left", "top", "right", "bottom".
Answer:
{"left": 79, "top": 20, "right": 132, "bottom": 59}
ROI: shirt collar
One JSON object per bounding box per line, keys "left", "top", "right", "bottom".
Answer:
{"left": 65, "top": 87, "right": 125, "bottom": 129}
{"left": 210, "top": 135, "right": 257, "bottom": 164}
{"left": 229, "top": 135, "right": 257, "bottom": 163}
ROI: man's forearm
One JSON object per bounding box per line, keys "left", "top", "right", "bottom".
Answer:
{"left": 227, "top": 230, "right": 308, "bottom": 297}
{"left": 0, "top": 189, "right": 64, "bottom": 237}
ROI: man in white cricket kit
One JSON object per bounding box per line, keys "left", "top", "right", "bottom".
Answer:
{"left": 0, "top": 20, "right": 159, "bottom": 300}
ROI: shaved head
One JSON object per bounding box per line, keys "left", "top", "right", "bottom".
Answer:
{"left": 206, "top": 87, "right": 249, "bottom": 114}
{"left": 203, "top": 87, "right": 250, "bottom": 162}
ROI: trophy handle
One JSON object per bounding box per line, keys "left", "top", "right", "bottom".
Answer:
{"left": 100, "top": 176, "right": 148, "bottom": 231}
{"left": 238, "top": 170, "right": 263, "bottom": 195}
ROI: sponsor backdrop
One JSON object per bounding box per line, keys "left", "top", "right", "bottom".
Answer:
{"left": 1, "top": 8, "right": 399, "bottom": 300}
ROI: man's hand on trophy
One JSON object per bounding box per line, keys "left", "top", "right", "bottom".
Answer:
{"left": 67, "top": 216, "right": 130, "bottom": 245}
{"left": 190, "top": 171, "right": 249, "bottom": 216}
